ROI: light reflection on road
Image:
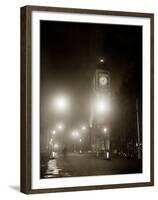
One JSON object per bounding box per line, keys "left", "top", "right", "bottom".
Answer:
{"left": 44, "top": 158, "right": 71, "bottom": 178}
{"left": 44, "top": 159, "right": 61, "bottom": 178}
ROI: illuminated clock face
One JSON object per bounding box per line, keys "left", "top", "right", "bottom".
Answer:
{"left": 99, "top": 76, "right": 108, "bottom": 86}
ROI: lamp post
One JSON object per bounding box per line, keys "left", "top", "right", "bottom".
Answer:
{"left": 136, "top": 99, "right": 141, "bottom": 160}
{"left": 72, "top": 130, "right": 79, "bottom": 152}
{"left": 103, "top": 127, "right": 110, "bottom": 160}
{"left": 47, "top": 94, "right": 69, "bottom": 159}
{"left": 49, "top": 129, "right": 57, "bottom": 159}
{"left": 79, "top": 138, "right": 82, "bottom": 153}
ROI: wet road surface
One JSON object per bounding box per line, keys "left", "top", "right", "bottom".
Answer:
{"left": 41, "top": 152, "right": 142, "bottom": 178}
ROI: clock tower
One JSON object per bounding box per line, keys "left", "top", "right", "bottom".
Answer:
{"left": 94, "top": 69, "right": 110, "bottom": 92}
{"left": 90, "top": 57, "right": 111, "bottom": 159}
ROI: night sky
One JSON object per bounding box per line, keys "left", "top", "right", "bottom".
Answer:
{"left": 40, "top": 20, "right": 142, "bottom": 151}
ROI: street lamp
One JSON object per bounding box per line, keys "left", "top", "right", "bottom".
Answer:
{"left": 95, "top": 98, "right": 110, "bottom": 114}
{"left": 52, "top": 130, "right": 56, "bottom": 135}
{"left": 99, "top": 57, "right": 105, "bottom": 63}
{"left": 96, "top": 99, "right": 106, "bottom": 113}
{"left": 103, "top": 127, "right": 107, "bottom": 133}
{"left": 57, "top": 123, "right": 64, "bottom": 131}
{"left": 72, "top": 130, "right": 79, "bottom": 138}
{"left": 54, "top": 143, "right": 59, "bottom": 149}
{"left": 81, "top": 125, "right": 86, "bottom": 131}
{"left": 53, "top": 95, "right": 69, "bottom": 112}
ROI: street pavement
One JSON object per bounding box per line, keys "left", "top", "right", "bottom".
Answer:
{"left": 41, "top": 152, "right": 142, "bottom": 178}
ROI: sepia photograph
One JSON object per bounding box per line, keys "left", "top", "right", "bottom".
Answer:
{"left": 20, "top": 6, "right": 154, "bottom": 193}
{"left": 40, "top": 20, "right": 143, "bottom": 179}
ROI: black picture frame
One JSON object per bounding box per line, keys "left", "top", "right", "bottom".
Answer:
{"left": 20, "top": 5, "right": 154, "bottom": 194}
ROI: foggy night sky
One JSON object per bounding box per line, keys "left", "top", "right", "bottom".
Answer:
{"left": 40, "top": 20, "right": 142, "bottom": 148}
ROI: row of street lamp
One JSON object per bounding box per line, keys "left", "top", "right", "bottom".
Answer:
{"left": 48, "top": 94, "right": 109, "bottom": 154}
{"left": 50, "top": 124, "right": 87, "bottom": 140}
{"left": 52, "top": 94, "right": 111, "bottom": 114}
{"left": 49, "top": 122, "right": 108, "bottom": 146}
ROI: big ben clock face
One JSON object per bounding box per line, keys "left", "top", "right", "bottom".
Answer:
{"left": 99, "top": 76, "right": 108, "bottom": 86}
